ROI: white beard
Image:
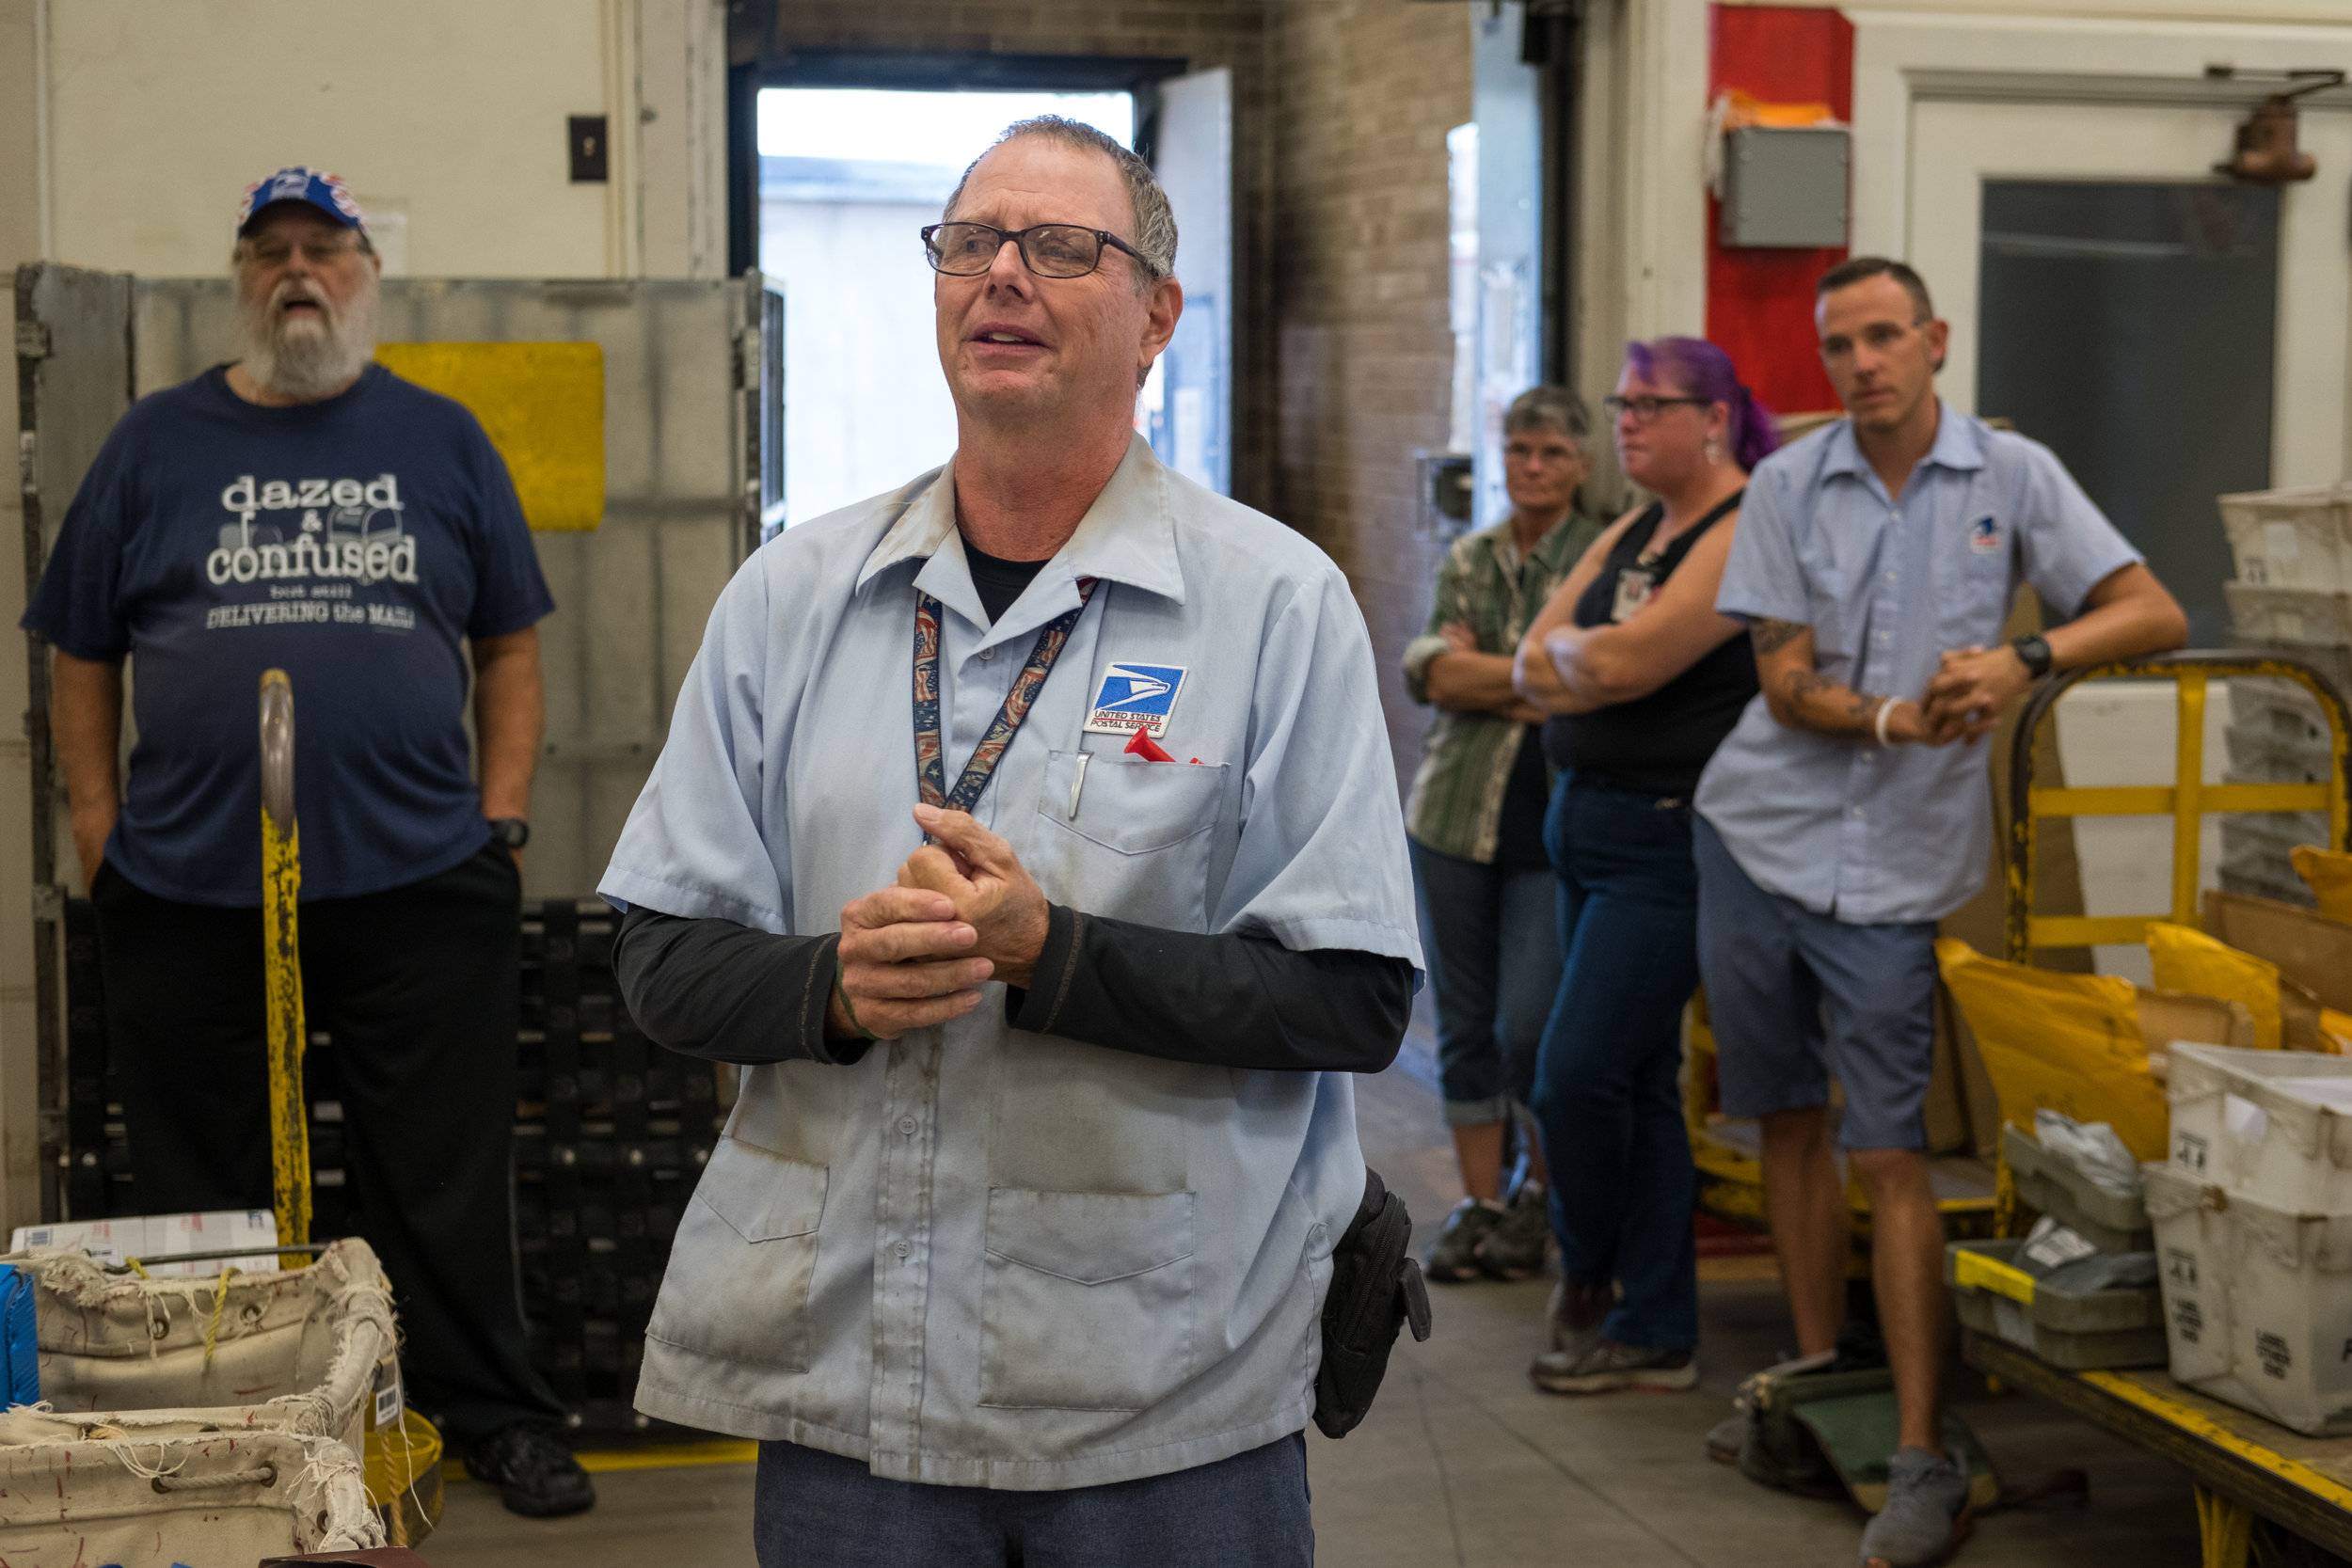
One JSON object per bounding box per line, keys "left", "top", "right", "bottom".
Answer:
{"left": 236, "top": 273, "right": 378, "bottom": 401}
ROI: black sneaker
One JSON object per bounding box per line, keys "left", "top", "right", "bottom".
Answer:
{"left": 1472, "top": 1180, "right": 1549, "bottom": 1280}
{"left": 1422, "top": 1198, "right": 1505, "bottom": 1282}
{"left": 465, "top": 1423, "right": 596, "bottom": 1518}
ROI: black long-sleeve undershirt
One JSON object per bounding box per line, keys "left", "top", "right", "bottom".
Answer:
{"left": 613, "top": 902, "right": 1412, "bottom": 1075}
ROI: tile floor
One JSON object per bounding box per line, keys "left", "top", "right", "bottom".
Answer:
{"left": 422, "top": 1039, "right": 2208, "bottom": 1566}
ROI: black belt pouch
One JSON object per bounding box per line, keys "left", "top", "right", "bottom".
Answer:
{"left": 1311, "top": 1166, "right": 1433, "bottom": 1439}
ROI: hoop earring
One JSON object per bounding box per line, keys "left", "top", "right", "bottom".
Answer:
{"left": 1705, "top": 439, "right": 1723, "bottom": 465}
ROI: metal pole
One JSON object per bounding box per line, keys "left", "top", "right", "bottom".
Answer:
{"left": 258, "top": 670, "right": 310, "bottom": 1252}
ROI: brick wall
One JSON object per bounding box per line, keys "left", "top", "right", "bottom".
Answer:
{"left": 1269, "top": 1, "right": 1471, "bottom": 794}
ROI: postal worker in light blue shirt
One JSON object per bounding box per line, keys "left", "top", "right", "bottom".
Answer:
{"left": 598, "top": 118, "right": 1422, "bottom": 1567}
{"left": 1692, "top": 258, "right": 2186, "bottom": 1568}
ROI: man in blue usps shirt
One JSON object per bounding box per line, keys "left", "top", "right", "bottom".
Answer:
{"left": 1693, "top": 258, "right": 2186, "bottom": 1568}
{"left": 601, "top": 119, "right": 1421, "bottom": 1566}
{"left": 22, "top": 169, "right": 589, "bottom": 1518}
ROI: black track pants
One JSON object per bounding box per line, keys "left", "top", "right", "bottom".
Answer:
{"left": 89, "top": 842, "right": 564, "bottom": 1447}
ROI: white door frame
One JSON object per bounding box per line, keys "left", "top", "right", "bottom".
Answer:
{"left": 1848, "top": 8, "right": 2352, "bottom": 483}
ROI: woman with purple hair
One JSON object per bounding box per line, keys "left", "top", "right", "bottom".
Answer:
{"left": 1509, "top": 336, "right": 1778, "bottom": 1394}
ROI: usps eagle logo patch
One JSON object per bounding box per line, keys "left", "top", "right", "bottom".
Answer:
{"left": 1968, "top": 515, "right": 2003, "bottom": 556}
{"left": 1084, "top": 661, "right": 1188, "bottom": 738}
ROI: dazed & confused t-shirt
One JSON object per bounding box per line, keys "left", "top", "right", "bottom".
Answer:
{"left": 23, "top": 364, "right": 555, "bottom": 906}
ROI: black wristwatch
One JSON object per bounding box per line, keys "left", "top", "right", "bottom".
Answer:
{"left": 487, "top": 816, "right": 531, "bottom": 850}
{"left": 2010, "top": 634, "right": 2054, "bottom": 679}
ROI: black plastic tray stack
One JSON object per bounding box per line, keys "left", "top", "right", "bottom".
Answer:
{"left": 516, "top": 898, "right": 723, "bottom": 1439}
{"left": 56, "top": 895, "right": 723, "bottom": 1444}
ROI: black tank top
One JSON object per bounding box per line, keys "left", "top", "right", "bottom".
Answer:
{"left": 1540, "top": 493, "right": 1758, "bottom": 797}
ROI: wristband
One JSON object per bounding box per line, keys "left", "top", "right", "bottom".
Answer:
{"left": 833, "top": 958, "right": 878, "bottom": 1041}
{"left": 1874, "top": 697, "right": 1898, "bottom": 748}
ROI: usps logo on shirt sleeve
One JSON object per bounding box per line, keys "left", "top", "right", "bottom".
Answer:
{"left": 1083, "top": 662, "right": 1188, "bottom": 737}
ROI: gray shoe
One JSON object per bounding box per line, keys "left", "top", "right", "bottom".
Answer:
{"left": 1547, "top": 1277, "right": 1612, "bottom": 1355}
{"left": 1858, "top": 1446, "right": 1973, "bottom": 1568}
{"left": 1530, "top": 1339, "right": 1698, "bottom": 1395}
{"left": 1471, "top": 1181, "right": 1549, "bottom": 1280}
{"left": 1422, "top": 1199, "right": 1503, "bottom": 1283}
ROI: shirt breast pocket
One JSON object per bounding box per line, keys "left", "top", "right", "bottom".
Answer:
{"left": 1940, "top": 527, "right": 2017, "bottom": 648}
{"left": 1031, "top": 751, "right": 1229, "bottom": 932}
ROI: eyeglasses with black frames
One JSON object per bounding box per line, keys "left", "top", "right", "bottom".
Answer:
{"left": 921, "top": 222, "right": 1148, "bottom": 279}
{"left": 1603, "top": 395, "right": 1710, "bottom": 424}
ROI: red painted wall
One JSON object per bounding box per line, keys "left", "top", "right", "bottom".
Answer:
{"left": 1705, "top": 5, "right": 1854, "bottom": 417}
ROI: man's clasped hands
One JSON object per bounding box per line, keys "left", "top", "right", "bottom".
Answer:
{"left": 1901, "top": 641, "right": 2040, "bottom": 748}
{"left": 827, "top": 803, "right": 1052, "bottom": 1042}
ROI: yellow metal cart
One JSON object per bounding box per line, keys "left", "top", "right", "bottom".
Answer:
{"left": 2001, "top": 650, "right": 2349, "bottom": 962}
{"left": 1976, "top": 650, "right": 2352, "bottom": 1568}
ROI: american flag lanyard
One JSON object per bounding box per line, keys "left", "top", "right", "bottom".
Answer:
{"left": 913, "top": 578, "right": 1099, "bottom": 816}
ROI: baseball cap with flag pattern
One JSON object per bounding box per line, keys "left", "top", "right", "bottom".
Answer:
{"left": 234, "top": 166, "right": 369, "bottom": 239}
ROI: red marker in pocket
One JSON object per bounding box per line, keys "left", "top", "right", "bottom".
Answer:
{"left": 1124, "top": 728, "right": 1175, "bottom": 763}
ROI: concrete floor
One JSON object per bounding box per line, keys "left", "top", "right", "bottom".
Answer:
{"left": 422, "top": 1037, "right": 2207, "bottom": 1566}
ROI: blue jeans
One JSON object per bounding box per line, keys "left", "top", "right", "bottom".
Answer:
{"left": 752, "top": 1435, "right": 1312, "bottom": 1567}
{"left": 1531, "top": 774, "right": 1700, "bottom": 1352}
{"left": 1409, "top": 839, "right": 1562, "bottom": 1127}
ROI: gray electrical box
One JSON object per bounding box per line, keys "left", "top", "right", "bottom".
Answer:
{"left": 1721, "top": 125, "right": 1849, "bottom": 248}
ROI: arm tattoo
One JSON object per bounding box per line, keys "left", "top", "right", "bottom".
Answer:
{"left": 1784, "top": 670, "right": 1833, "bottom": 707}
{"left": 1844, "top": 689, "right": 1882, "bottom": 723}
{"left": 1750, "top": 618, "right": 1808, "bottom": 656}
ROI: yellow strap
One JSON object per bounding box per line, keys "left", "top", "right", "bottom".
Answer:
{"left": 201, "top": 1263, "right": 242, "bottom": 1370}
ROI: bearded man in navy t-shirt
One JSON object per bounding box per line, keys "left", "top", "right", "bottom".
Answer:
{"left": 23, "top": 167, "right": 593, "bottom": 1519}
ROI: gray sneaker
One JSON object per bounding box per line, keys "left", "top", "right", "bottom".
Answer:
{"left": 1857, "top": 1446, "right": 1973, "bottom": 1568}
{"left": 1530, "top": 1339, "right": 1698, "bottom": 1395}
{"left": 1547, "top": 1278, "right": 1612, "bottom": 1356}
{"left": 1471, "top": 1181, "right": 1549, "bottom": 1280}
{"left": 1422, "top": 1199, "right": 1504, "bottom": 1283}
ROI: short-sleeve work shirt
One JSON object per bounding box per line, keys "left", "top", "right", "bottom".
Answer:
{"left": 1694, "top": 407, "right": 2140, "bottom": 925}
{"left": 598, "top": 436, "right": 1421, "bottom": 1489}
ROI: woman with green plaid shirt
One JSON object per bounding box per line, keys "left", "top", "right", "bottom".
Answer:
{"left": 1401, "top": 388, "right": 1601, "bottom": 1284}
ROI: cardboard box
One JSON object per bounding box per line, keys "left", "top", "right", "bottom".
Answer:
{"left": 2203, "top": 891, "right": 2352, "bottom": 1013}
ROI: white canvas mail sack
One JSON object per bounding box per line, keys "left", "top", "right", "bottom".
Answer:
{"left": 0, "top": 1414, "right": 379, "bottom": 1564}
{"left": 7, "top": 1237, "right": 396, "bottom": 1462}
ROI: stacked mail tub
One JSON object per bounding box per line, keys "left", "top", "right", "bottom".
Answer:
{"left": 2218, "top": 483, "right": 2352, "bottom": 903}
{"left": 2148, "top": 1044, "right": 2352, "bottom": 1433}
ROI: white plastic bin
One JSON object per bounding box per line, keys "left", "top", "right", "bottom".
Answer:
{"left": 2141, "top": 1161, "right": 2352, "bottom": 1436}
{"left": 2169, "top": 1044, "right": 2352, "bottom": 1212}
{"left": 2224, "top": 584, "right": 2352, "bottom": 648}
{"left": 2222, "top": 483, "right": 2352, "bottom": 593}
{"left": 2142, "top": 1162, "right": 2234, "bottom": 1384}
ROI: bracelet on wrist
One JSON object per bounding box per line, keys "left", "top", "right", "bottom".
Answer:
{"left": 1874, "top": 697, "right": 1898, "bottom": 748}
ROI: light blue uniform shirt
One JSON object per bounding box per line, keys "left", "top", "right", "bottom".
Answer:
{"left": 599, "top": 436, "right": 1421, "bottom": 1489}
{"left": 1694, "top": 406, "right": 2140, "bottom": 926}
